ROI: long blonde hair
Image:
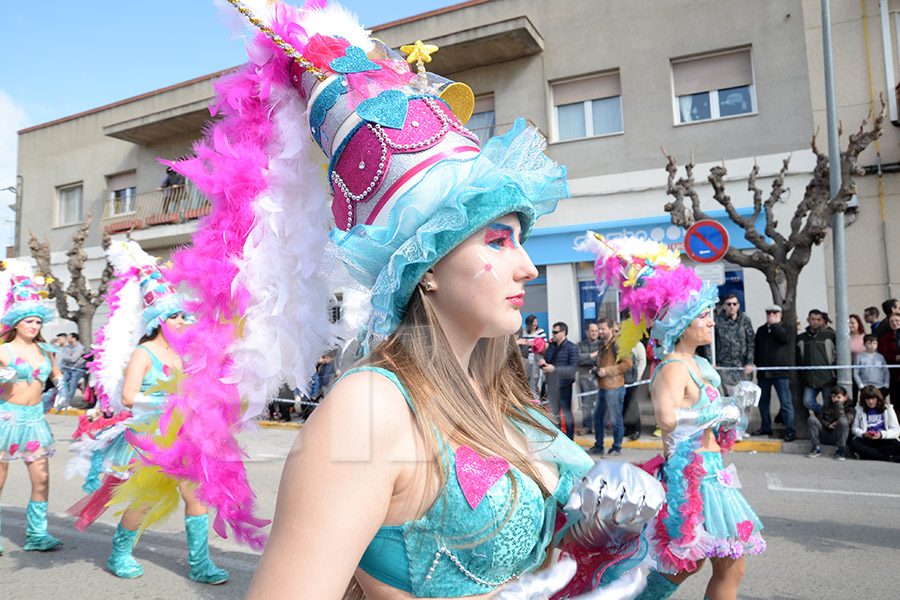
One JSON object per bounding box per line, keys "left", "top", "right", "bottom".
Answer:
{"left": 344, "top": 286, "right": 557, "bottom": 599}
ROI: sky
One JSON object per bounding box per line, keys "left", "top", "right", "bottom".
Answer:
{"left": 0, "top": 0, "right": 464, "bottom": 249}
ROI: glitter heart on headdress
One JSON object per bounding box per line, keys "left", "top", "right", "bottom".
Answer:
{"left": 329, "top": 45, "right": 382, "bottom": 74}
{"left": 356, "top": 90, "right": 409, "bottom": 129}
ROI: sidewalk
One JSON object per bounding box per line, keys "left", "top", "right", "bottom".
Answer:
{"left": 49, "top": 407, "right": 787, "bottom": 453}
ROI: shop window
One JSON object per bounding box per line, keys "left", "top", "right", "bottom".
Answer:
{"left": 672, "top": 48, "right": 755, "bottom": 124}
{"left": 552, "top": 72, "right": 623, "bottom": 141}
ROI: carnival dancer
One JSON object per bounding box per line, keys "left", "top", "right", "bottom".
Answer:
{"left": 116, "top": 2, "right": 670, "bottom": 598}
{"left": 578, "top": 235, "right": 765, "bottom": 600}
{"left": 0, "top": 260, "right": 65, "bottom": 554}
{"left": 65, "top": 241, "right": 227, "bottom": 583}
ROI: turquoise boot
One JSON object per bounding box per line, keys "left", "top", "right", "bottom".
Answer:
{"left": 635, "top": 571, "right": 680, "bottom": 600}
{"left": 107, "top": 523, "right": 144, "bottom": 578}
{"left": 185, "top": 514, "right": 228, "bottom": 584}
{"left": 23, "top": 500, "right": 62, "bottom": 551}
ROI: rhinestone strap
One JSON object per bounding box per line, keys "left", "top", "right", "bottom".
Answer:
{"left": 424, "top": 546, "right": 519, "bottom": 588}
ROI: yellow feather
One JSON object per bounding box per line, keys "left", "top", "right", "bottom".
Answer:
{"left": 617, "top": 318, "right": 648, "bottom": 361}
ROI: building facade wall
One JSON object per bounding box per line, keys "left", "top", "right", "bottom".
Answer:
{"left": 19, "top": 0, "right": 884, "bottom": 346}
{"left": 803, "top": 0, "right": 900, "bottom": 316}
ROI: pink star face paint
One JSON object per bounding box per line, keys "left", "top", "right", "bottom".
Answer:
{"left": 473, "top": 252, "right": 500, "bottom": 281}
{"left": 484, "top": 223, "right": 520, "bottom": 251}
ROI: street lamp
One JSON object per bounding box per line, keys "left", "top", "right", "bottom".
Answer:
{"left": 2, "top": 181, "right": 21, "bottom": 257}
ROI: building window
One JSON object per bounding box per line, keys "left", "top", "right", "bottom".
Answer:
{"left": 672, "top": 48, "right": 755, "bottom": 124}
{"left": 552, "top": 72, "right": 623, "bottom": 141}
{"left": 56, "top": 183, "right": 83, "bottom": 226}
{"left": 107, "top": 171, "right": 136, "bottom": 215}
{"left": 467, "top": 95, "right": 496, "bottom": 146}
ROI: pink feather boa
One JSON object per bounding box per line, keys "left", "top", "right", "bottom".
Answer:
{"left": 652, "top": 452, "right": 707, "bottom": 573}
{"left": 127, "top": 31, "right": 295, "bottom": 550}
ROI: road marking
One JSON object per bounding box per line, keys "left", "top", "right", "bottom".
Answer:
{"left": 766, "top": 473, "right": 900, "bottom": 498}
{"left": 2, "top": 514, "right": 259, "bottom": 572}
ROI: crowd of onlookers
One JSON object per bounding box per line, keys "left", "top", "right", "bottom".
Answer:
{"left": 517, "top": 295, "right": 900, "bottom": 464}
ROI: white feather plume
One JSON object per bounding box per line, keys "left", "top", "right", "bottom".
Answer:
{"left": 91, "top": 241, "right": 156, "bottom": 413}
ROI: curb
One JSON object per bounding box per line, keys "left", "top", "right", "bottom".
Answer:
{"left": 572, "top": 435, "right": 783, "bottom": 453}
{"left": 258, "top": 421, "right": 303, "bottom": 430}
{"left": 48, "top": 407, "right": 87, "bottom": 416}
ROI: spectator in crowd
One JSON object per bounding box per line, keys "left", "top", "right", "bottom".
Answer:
{"left": 158, "top": 166, "right": 186, "bottom": 213}
{"left": 797, "top": 309, "right": 836, "bottom": 416}
{"left": 518, "top": 314, "right": 546, "bottom": 400}
{"left": 864, "top": 306, "right": 880, "bottom": 335}
{"left": 539, "top": 322, "right": 579, "bottom": 439}
{"left": 714, "top": 293, "right": 755, "bottom": 395}
{"left": 52, "top": 333, "right": 67, "bottom": 349}
{"left": 60, "top": 332, "right": 87, "bottom": 406}
{"left": 806, "top": 386, "right": 853, "bottom": 460}
{"left": 576, "top": 321, "right": 601, "bottom": 434}
{"left": 821, "top": 312, "right": 833, "bottom": 330}
{"left": 877, "top": 312, "right": 900, "bottom": 401}
{"left": 875, "top": 298, "right": 899, "bottom": 340}
{"left": 269, "top": 383, "right": 296, "bottom": 422}
{"left": 850, "top": 385, "right": 900, "bottom": 462}
{"left": 622, "top": 335, "right": 646, "bottom": 441}
{"left": 752, "top": 305, "right": 796, "bottom": 441}
{"left": 854, "top": 334, "right": 890, "bottom": 399}
{"left": 849, "top": 314, "right": 866, "bottom": 363}
{"left": 588, "top": 318, "right": 632, "bottom": 456}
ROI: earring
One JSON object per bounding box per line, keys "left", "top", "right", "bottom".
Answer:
{"left": 422, "top": 280, "right": 435, "bottom": 292}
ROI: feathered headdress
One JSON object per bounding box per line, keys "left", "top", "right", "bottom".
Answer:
{"left": 87, "top": 241, "right": 184, "bottom": 413}
{"left": 576, "top": 233, "right": 718, "bottom": 359}
{"left": 125, "top": 0, "right": 567, "bottom": 549}
{"left": 0, "top": 260, "right": 54, "bottom": 328}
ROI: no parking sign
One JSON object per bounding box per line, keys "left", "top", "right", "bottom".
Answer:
{"left": 684, "top": 220, "right": 729, "bottom": 263}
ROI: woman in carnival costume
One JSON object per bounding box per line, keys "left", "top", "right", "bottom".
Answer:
{"left": 579, "top": 234, "right": 765, "bottom": 600}
{"left": 116, "top": 1, "right": 669, "bottom": 598}
{"left": 65, "top": 241, "right": 227, "bottom": 584}
{"left": 0, "top": 260, "right": 65, "bottom": 554}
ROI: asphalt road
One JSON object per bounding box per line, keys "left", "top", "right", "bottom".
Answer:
{"left": 1, "top": 414, "right": 898, "bottom": 599}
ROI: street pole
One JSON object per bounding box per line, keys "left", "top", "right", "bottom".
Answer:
{"left": 822, "top": 0, "right": 851, "bottom": 389}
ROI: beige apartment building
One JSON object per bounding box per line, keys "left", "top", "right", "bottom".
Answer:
{"left": 13, "top": 0, "right": 900, "bottom": 341}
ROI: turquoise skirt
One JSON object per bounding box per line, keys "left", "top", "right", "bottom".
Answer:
{"left": 696, "top": 451, "right": 765, "bottom": 559}
{"left": 0, "top": 399, "right": 55, "bottom": 461}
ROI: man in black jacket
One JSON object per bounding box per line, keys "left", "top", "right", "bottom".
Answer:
{"left": 752, "top": 305, "right": 796, "bottom": 441}
{"left": 540, "top": 322, "right": 580, "bottom": 439}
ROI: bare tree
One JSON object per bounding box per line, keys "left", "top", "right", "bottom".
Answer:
{"left": 662, "top": 104, "right": 884, "bottom": 433}
{"left": 29, "top": 214, "right": 114, "bottom": 349}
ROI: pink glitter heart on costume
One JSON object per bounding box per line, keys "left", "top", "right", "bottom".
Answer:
{"left": 8, "top": 443, "right": 19, "bottom": 454}
{"left": 706, "top": 386, "right": 719, "bottom": 401}
{"left": 13, "top": 358, "right": 24, "bottom": 365}
{"left": 455, "top": 445, "right": 510, "bottom": 510}
{"left": 736, "top": 520, "right": 753, "bottom": 542}
{"left": 25, "top": 441, "right": 41, "bottom": 453}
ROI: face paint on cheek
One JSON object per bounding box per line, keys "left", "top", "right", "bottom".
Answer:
{"left": 473, "top": 252, "right": 500, "bottom": 281}
{"left": 484, "top": 223, "right": 519, "bottom": 251}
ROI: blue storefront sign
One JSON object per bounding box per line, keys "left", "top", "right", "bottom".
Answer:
{"left": 523, "top": 207, "right": 764, "bottom": 267}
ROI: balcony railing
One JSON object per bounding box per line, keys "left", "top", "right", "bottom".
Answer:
{"left": 465, "top": 119, "right": 544, "bottom": 147}
{"left": 100, "top": 185, "right": 211, "bottom": 235}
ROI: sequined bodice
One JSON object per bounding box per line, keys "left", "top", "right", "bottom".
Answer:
{"left": 351, "top": 367, "right": 593, "bottom": 598}
{"left": 137, "top": 345, "right": 173, "bottom": 403}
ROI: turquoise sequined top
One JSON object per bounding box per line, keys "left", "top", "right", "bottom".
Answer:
{"left": 350, "top": 367, "right": 594, "bottom": 597}
{"left": 3, "top": 342, "right": 55, "bottom": 384}
{"left": 136, "top": 345, "right": 172, "bottom": 403}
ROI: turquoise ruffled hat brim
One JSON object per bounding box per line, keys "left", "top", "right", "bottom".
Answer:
{"left": 650, "top": 281, "right": 719, "bottom": 359}
{"left": 140, "top": 294, "right": 187, "bottom": 337}
{"left": 1, "top": 302, "right": 55, "bottom": 327}
{"left": 330, "top": 119, "right": 568, "bottom": 335}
